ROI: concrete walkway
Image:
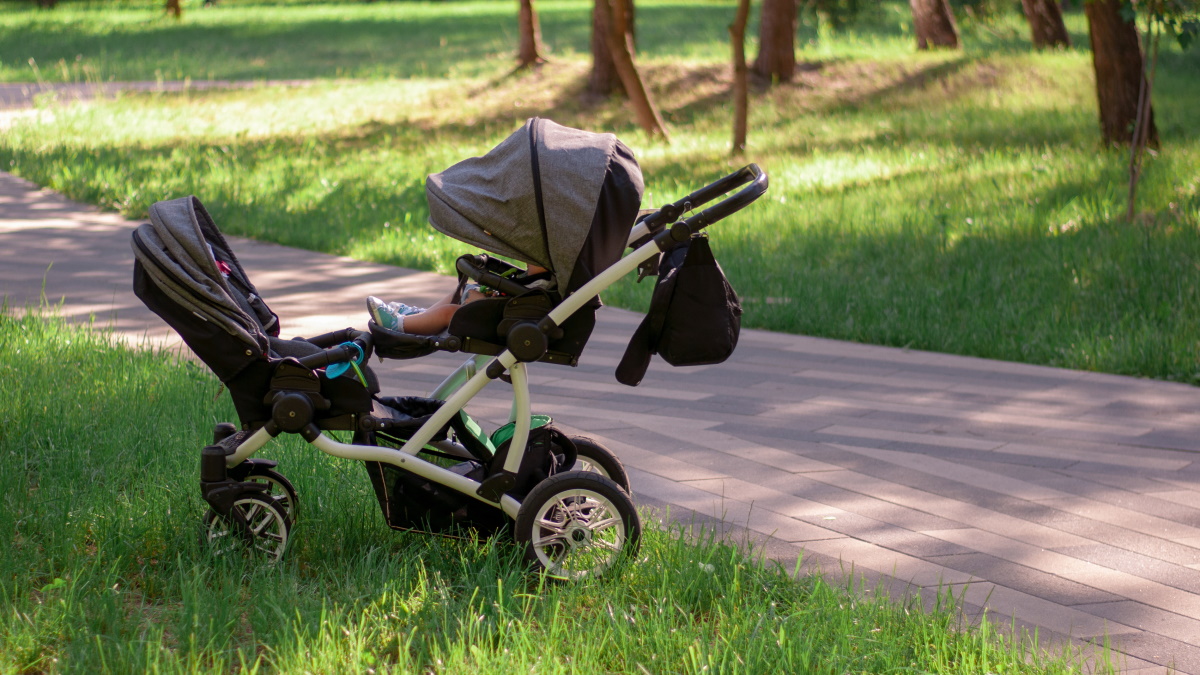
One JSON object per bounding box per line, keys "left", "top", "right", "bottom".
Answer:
{"left": 4, "top": 170, "right": 1200, "bottom": 673}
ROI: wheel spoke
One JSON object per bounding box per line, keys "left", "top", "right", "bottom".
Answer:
{"left": 587, "top": 516, "right": 621, "bottom": 531}
{"left": 523, "top": 478, "right": 638, "bottom": 580}
{"left": 534, "top": 532, "right": 569, "bottom": 548}
{"left": 565, "top": 496, "right": 600, "bottom": 511}
{"left": 590, "top": 538, "right": 622, "bottom": 553}
{"left": 536, "top": 517, "right": 567, "bottom": 534}
{"left": 249, "top": 501, "right": 283, "bottom": 532}
{"left": 206, "top": 498, "right": 288, "bottom": 562}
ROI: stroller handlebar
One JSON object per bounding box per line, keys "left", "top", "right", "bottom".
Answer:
{"left": 629, "top": 164, "right": 769, "bottom": 248}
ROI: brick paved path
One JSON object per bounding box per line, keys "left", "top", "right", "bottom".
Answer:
{"left": 4, "top": 171, "right": 1200, "bottom": 673}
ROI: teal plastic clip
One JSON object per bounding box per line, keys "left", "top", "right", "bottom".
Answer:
{"left": 325, "top": 341, "right": 366, "bottom": 386}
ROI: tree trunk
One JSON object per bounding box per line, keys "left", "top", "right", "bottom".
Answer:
{"left": 730, "top": 0, "right": 751, "bottom": 155}
{"left": 590, "top": 0, "right": 634, "bottom": 96}
{"left": 1084, "top": 0, "right": 1157, "bottom": 146}
{"left": 753, "top": 0, "right": 796, "bottom": 83}
{"left": 909, "top": 0, "right": 959, "bottom": 50}
{"left": 599, "top": 0, "right": 668, "bottom": 139}
{"left": 166, "top": 0, "right": 182, "bottom": 18}
{"left": 517, "top": 0, "right": 545, "bottom": 68}
{"left": 1020, "top": 0, "right": 1070, "bottom": 49}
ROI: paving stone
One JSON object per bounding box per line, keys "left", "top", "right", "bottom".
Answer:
{"left": 702, "top": 441, "right": 844, "bottom": 475}
{"left": 814, "top": 392, "right": 1148, "bottom": 439}
{"left": 1133, "top": 432, "right": 1200, "bottom": 453}
{"left": 830, "top": 444, "right": 1073, "bottom": 501}
{"left": 928, "top": 552, "right": 1124, "bottom": 606}
{"left": 628, "top": 469, "right": 840, "bottom": 544}
{"left": 1097, "top": 397, "right": 1200, "bottom": 417}
{"left": 1050, "top": 543, "right": 1200, "bottom": 595}
{"left": 1033, "top": 481, "right": 1200, "bottom": 524}
{"left": 1030, "top": 469, "right": 1193, "bottom": 494}
{"left": 589, "top": 435, "right": 727, "bottom": 482}
{"left": 652, "top": 395, "right": 775, "bottom": 417}
{"left": 797, "top": 537, "right": 975, "bottom": 587}
{"left": 808, "top": 470, "right": 1094, "bottom": 549}
{"left": 1012, "top": 448, "right": 1190, "bottom": 475}
{"left": 804, "top": 447, "right": 1071, "bottom": 516}
{"left": 757, "top": 472, "right": 967, "bottom": 532}
{"left": 925, "top": 528, "right": 1200, "bottom": 622}
{"left": 1036, "top": 496, "right": 1200, "bottom": 542}
{"left": 955, "top": 458, "right": 1082, "bottom": 485}
{"left": 1100, "top": 632, "right": 1200, "bottom": 675}
{"left": 937, "top": 582, "right": 1138, "bottom": 640}
{"left": 712, "top": 421, "right": 893, "bottom": 447}
{"left": 816, "top": 425, "right": 1003, "bottom": 451}
{"left": 1021, "top": 509, "right": 1200, "bottom": 568}
{"left": 1073, "top": 600, "right": 1200, "bottom": 646}
{"left": 1146, "top": 489, "right": 1200, "bottom": 509}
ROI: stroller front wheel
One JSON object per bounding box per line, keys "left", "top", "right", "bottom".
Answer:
{"left": 242, "top": 466, "right": 298, "bottom": 525}
{"left": 515, "top": 471, "right": 640, "bottom": 580}
{"left": 202, "top": 495, "right": 291, "bottom": 562}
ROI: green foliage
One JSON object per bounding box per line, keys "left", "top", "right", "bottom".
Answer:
{"left": 0, "top": 313, "right": 1106, "bottom": 672}
{"left": 0, "top": 1, "right": 1198, "bottom": 384}
{"left": 1118, "top": 0, "right": 1199, "bottom": 50}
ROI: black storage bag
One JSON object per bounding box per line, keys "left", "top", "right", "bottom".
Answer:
{"left": 616, "top": 235, "right": 742, "bottom": 386}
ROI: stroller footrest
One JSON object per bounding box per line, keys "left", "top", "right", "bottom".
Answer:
{"left": 476, "top": 471, "right": 517, "bottom": 503}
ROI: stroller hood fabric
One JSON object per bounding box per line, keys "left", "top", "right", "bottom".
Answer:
{"left": 426, "top": 117, "right": 643, "bottom": 296}
{"left": 132, "top": 196, "right": 276, "bottom": 377}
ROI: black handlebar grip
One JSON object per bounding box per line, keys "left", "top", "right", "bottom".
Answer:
{"left": 651, "top": 165, "right": 769, "bottom": 246}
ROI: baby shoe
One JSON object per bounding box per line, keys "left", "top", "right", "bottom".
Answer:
{"left": 366, "top": 296, "right": 424, "bottom": 331}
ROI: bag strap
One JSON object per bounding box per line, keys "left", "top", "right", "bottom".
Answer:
{"left": 615, "top": 238, "right": 693, "bottom": 386}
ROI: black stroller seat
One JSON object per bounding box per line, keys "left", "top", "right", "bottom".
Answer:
{"left": 132, "top": 196, "right": 385, "bottom": 430}
{"left": 371, "top": 117, "right": 642, "bottom": 367}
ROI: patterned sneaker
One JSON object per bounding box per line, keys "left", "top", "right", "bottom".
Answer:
{"left": 366, "top": 296, "right": 424, "bottom": 331}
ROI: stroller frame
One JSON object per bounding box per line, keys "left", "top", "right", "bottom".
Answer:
{"left": 192, "top": 164, "right": 766, "bottom": 578}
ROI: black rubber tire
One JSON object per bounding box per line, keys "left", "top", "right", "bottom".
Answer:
{"left": 202, "top": 494, "right": 291, "bottom": 562}
{"left": 514, "top": 471, "right": 641, "bottom": 580}
{"left": 568, "top": 436, "right": 632, "bottom": 494}
{"left": 244, "top": 466, "right": 299, "bottom": 525}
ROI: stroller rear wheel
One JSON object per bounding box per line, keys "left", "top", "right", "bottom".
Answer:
{"left": 568, "top": 436, "right": 631, "bottom": 493}
{"left": 203, "top": 495, "right": 291, "bottom": 562}
{"left": 515, "top": 471, "right": 640, "bottom": 580}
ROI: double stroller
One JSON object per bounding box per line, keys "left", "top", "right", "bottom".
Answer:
{"left": 132, "top": 118, "right": 767, "bottom": 579}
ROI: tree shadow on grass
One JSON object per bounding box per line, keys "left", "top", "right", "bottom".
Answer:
{"left": 1, "top": 2, "right": 756, "bottom": 83}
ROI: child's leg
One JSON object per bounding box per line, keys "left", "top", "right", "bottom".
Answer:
{"left": 398, "top": 303, "right": 459, "bottom": 335}
{"left": 428, "top": 288, "right": 459, "bottom": 309}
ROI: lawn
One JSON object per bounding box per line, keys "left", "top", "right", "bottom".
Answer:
{"left": 3, "top": 1, "right": 1198, "bottom": 381}
{"left": 0, "top": 3, "right": 1181, "bottom": 671}
{"left": 4, "top": 1, "right": 1198, "bottom": 381}
{"left": 0, "top": 312, "right": 1112, "bottom": 673}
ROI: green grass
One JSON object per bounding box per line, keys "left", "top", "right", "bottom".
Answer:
{"left": 0, "top": 311, "right": 1113, "bottom": 673}
{"left": 1, "top": 0, "right": 1199, "bottom": 382}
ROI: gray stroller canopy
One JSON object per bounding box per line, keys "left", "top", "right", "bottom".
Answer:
{"left": 426, "top": 117, "right": 644, "bottom": 296}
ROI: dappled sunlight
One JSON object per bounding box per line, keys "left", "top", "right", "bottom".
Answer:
{"left": 771, "top": 154, "right": 911, "bottom": 191}
{"left": 10, "top": 80, "right": 459, "bottom": 145}
{"left": 2, "top": 0, "right": 1198, "bottom": 381}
